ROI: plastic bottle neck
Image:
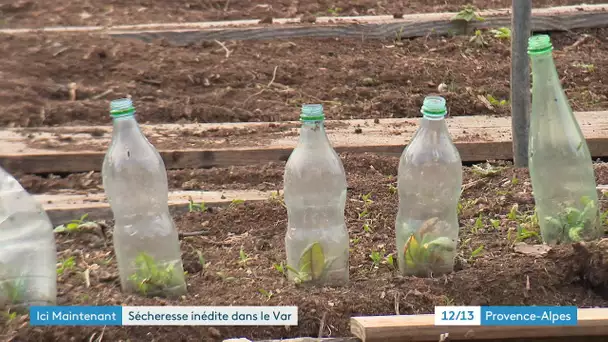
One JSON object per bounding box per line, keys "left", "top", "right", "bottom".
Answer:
{"left": 298, "top": 120, "right": 330, "bottom": 146}
{"left": 111, "top": 114, "right": 143, "bottom": 140}
{"left": 530, "top": 52, "right": 559, "bottom": 89}
{"left": 420, "top": 115, "right": 448, "bottom": 130}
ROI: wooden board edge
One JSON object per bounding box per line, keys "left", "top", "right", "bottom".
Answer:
{"left": 350, "top": 308, "right": 608, "bottom": 341}
{"left": 41, "top": 190, "right": 272, "bottom": 226}
{"left": 1, "top": 4, "right": 606, "bottom": 34}
{"left": 1, "top": 5, "right": 608, "bottom": 43}
{"left": 4, "top": 137, "right": 608, "bottom": 174}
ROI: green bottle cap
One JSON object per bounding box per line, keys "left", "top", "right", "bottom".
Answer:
{"left": 110, "top": 98, "right": 136, "bottom": 118}
{"left": 527, "top": 35, "right": 553, "bottom": 55}
{"left": 300, "top": 104, "right": 325, "bottom": 121}
{"left": 420, "top": 96, "right": 447, "bottom": 118}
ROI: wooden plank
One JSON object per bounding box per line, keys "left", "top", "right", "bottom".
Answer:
{"left": 350, "top": 308, "right": 608, "bottom": 341}
{"left": 1, "top": 5, "right": 608, "bottom": 44}
{"left": 254, "top": 339, "right": 360, "bottom": 342}
{"left": 2, "top": 111, "right": 608, "bottom": 174}
{"left": 37, "top": 190, "right": 271, "bottom": 226}
{"left": 510, "top": 0, "right": 532, "bottom": 167}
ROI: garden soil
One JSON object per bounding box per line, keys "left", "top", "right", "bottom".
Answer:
{"left": 1, "top": 0, "right": 604, "bottom": 28}
{"left": 2, "top": 27, "right": 608, "bottom": 128}
{"left": 4, "top": 154, "right": 608, "bottom": 341}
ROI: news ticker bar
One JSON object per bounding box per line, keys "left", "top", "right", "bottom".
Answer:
{"left": 29, "top": 305, "right": 577, "bottom": 326}
{"left": 30, "top": 306, "right": 298, "bottom": 326}
{"left": 434, "top": 306, "right": 577, "bottom": 326}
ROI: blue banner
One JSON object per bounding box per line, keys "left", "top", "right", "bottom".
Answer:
{"left": 29, "top": 306, "right": 299, "bottom": 326}
{"left": 30, "top": 306, "right": 122, "bottom": 326}
{"left": 481, "top": 306, "right": 577, "bottom": 326}
{"left": 435, "top": 306, "right": 578, "bottom": 326}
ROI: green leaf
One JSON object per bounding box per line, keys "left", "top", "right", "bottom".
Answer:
{"left": 425, "top": 237, "right": 454, "bottom": 251}
{"left": 53, "top": 225, "right": 67, "bottom": 233}
{"left": 80, "top": 213, "right": 89, "bottom": 222}
{"left": 471, "top": 245, "right": 484, "bottom": 258}
{"left": 565, "top": 208, "right": 582, "bottom": 225}
{"left": 66, "top": 222, "right": 80, "bottom": 232}
{"left": 579, "top": 198, "right": 596, "bottom": 223}
{"left": 568, "top": 226, "right": 584, "bottom": 242}
{"left": 404, "top": 235, "right": 420, "bottom": 269}
{"left": 298, "top": 242, "right": 325, "bottom": 280}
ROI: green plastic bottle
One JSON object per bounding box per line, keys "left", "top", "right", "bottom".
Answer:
{"left": 528, "top": 35, "right": 601, "bottom": 244}
{"left": 102, "top": 98, "right": 187, "bottom": 297}
{"left": 283, "top": 104, "right": 349, "bottom": 286}
{"left": 395, "top": 96, "right": 462, "bottom": 277}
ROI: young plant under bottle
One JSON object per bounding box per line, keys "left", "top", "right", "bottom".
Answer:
{"left": 286, "top": 242, "right": 339, "bottom": 285}
{"left": 542, "top": 196, "right": 600, "bottom": 243}
{"left": 527, "top": 35, "right": 602, "bottom": 245}
{"left": 399, "top": 218, "right": 456, "bottom": 277}
{"left": 127, "top": 252, "right": 186, "bottom": 297}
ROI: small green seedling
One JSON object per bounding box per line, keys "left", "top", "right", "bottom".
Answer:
{"left": 600, "top": 209, "right": 608, "bottom": 226}
{"left": 269, "top": 191, "right": 287, "bottom": 208}
{"left": 490, "top": 219, "right": 501, "bottom": 229}
{"left": 196, "top": 250, "right": 205, "bottom": 271}
{"left": 385, "top": 254, "right": 395, "bottom": 269}
{"left": 258, "top": 288, "right": 273, "bottom": 300}
{"left": 508, "top": 225, "right": 539, "bottom": 244}
{"left": 1, "top": 278, "right": 27, "bottom": 306}
{"left": 361, "top": 192, "right": 374, "bottom": 205}
{"left": 544, "top": 196, "right": 599, "bottom": 243}
{"left": 273, "top": 262, "right": 287, "bottom": 276}
{"left": 472, "top": 162, "right": 503, "bottom": 177}
{"left": 402, "top": 218, "right": 455, "bottom": 274}
{"left": 470, "top": 245, "right": 484, "bottom": 259}
{"left": 486, "top": 94, "right": 508, "bottom": 107}
{"left": 507, "top": 204, "right": 519, "bottom": 220}
{"left": 286, "top": 242, "right": 337, "bottom": 284}
{"left": 239, "top": 248, "right": 252, "bottom": 265}
{"left": 1, "top": 309, "right": 18, "bottom": 322}
{"left": 490, "top": 27, "right": 511, "bottom": 39}
{"left": 470, "top": 29, "right": 488, "bottom": 47}
{"left": 57, "top": 256, "right": 76, "bottom": 276}
{"left": 457, "top": 198, "right": 478, "bottom": 216}
{"left": 327, "top": 7, "right": 342, "bottom": 16}
{"left": 511, "top": 176, "right": 519, "bottom": 185}
{"left": 472, "top": 214, "right": 483, "bottom": 233}
{"left": 451, "top": 4, "right": 485, "bottom": 23}
{"left": 573, "top": 62, "right": 595, "bottom": 73}
{"left": 128, "top": 252, "right": 182, "bottom": 296}
{"left": 230, "top": 199, "right": 245, "bottom": 207}
{"left": 53, "top": 213, "right": 93, "bottom": 233}
{"left": 370, "top": 251, "right": 383, "bottom": 268}
{"left": 188, "top": 198, "right": 207, "bottom": 212}
{"left": 363, "top": 220, "right": 374, "bottom": 233}
{"left": 388, "top": 184, "right": 397, "bottom": 194}
{"left": 359, "top": 208, "right": 370, "bottom": 220}
{"left": 216, "top": 271, "right": 236, "bottom": 282}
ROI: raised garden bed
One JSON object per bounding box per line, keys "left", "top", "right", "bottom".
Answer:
{"left": 1, "top": 27, "right": 608, "bottom": 128}
{"left": 4, "top": 154, "right": 608, "bottom": 341}
{"left": 2, "top": 0, "right": 605, "bottom": 28}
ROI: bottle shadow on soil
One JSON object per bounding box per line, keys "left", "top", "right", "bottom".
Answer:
{"left": 561, "top": 240, "right": 608, "bottom": 299}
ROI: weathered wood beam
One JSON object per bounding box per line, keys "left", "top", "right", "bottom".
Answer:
{"left": 1, "top": 5, "right": 607, "bottom": 44}
{"left": 1, "top": 111, "right": 608, "bottom": 174}
{"left": 38, "top": 189, "right": 271, "bottom": 225}
{"left": 350, "top": 308, "right": 608, "bottom": 341}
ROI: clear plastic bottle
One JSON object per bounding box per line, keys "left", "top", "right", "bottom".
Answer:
{"left": 0, "top": 166, "right": 56, "bottom": 310}
{"left": 395, "top": 96, "right": 462, "bottom": 277}
{"left": 283, "top": 104, "right": 349, "bottom": 286}
{"left": 528, "top": 35, "right": 601, "bottom": 244}
{"left": 102, "top": 98, "right": 186, "bottom": 297}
